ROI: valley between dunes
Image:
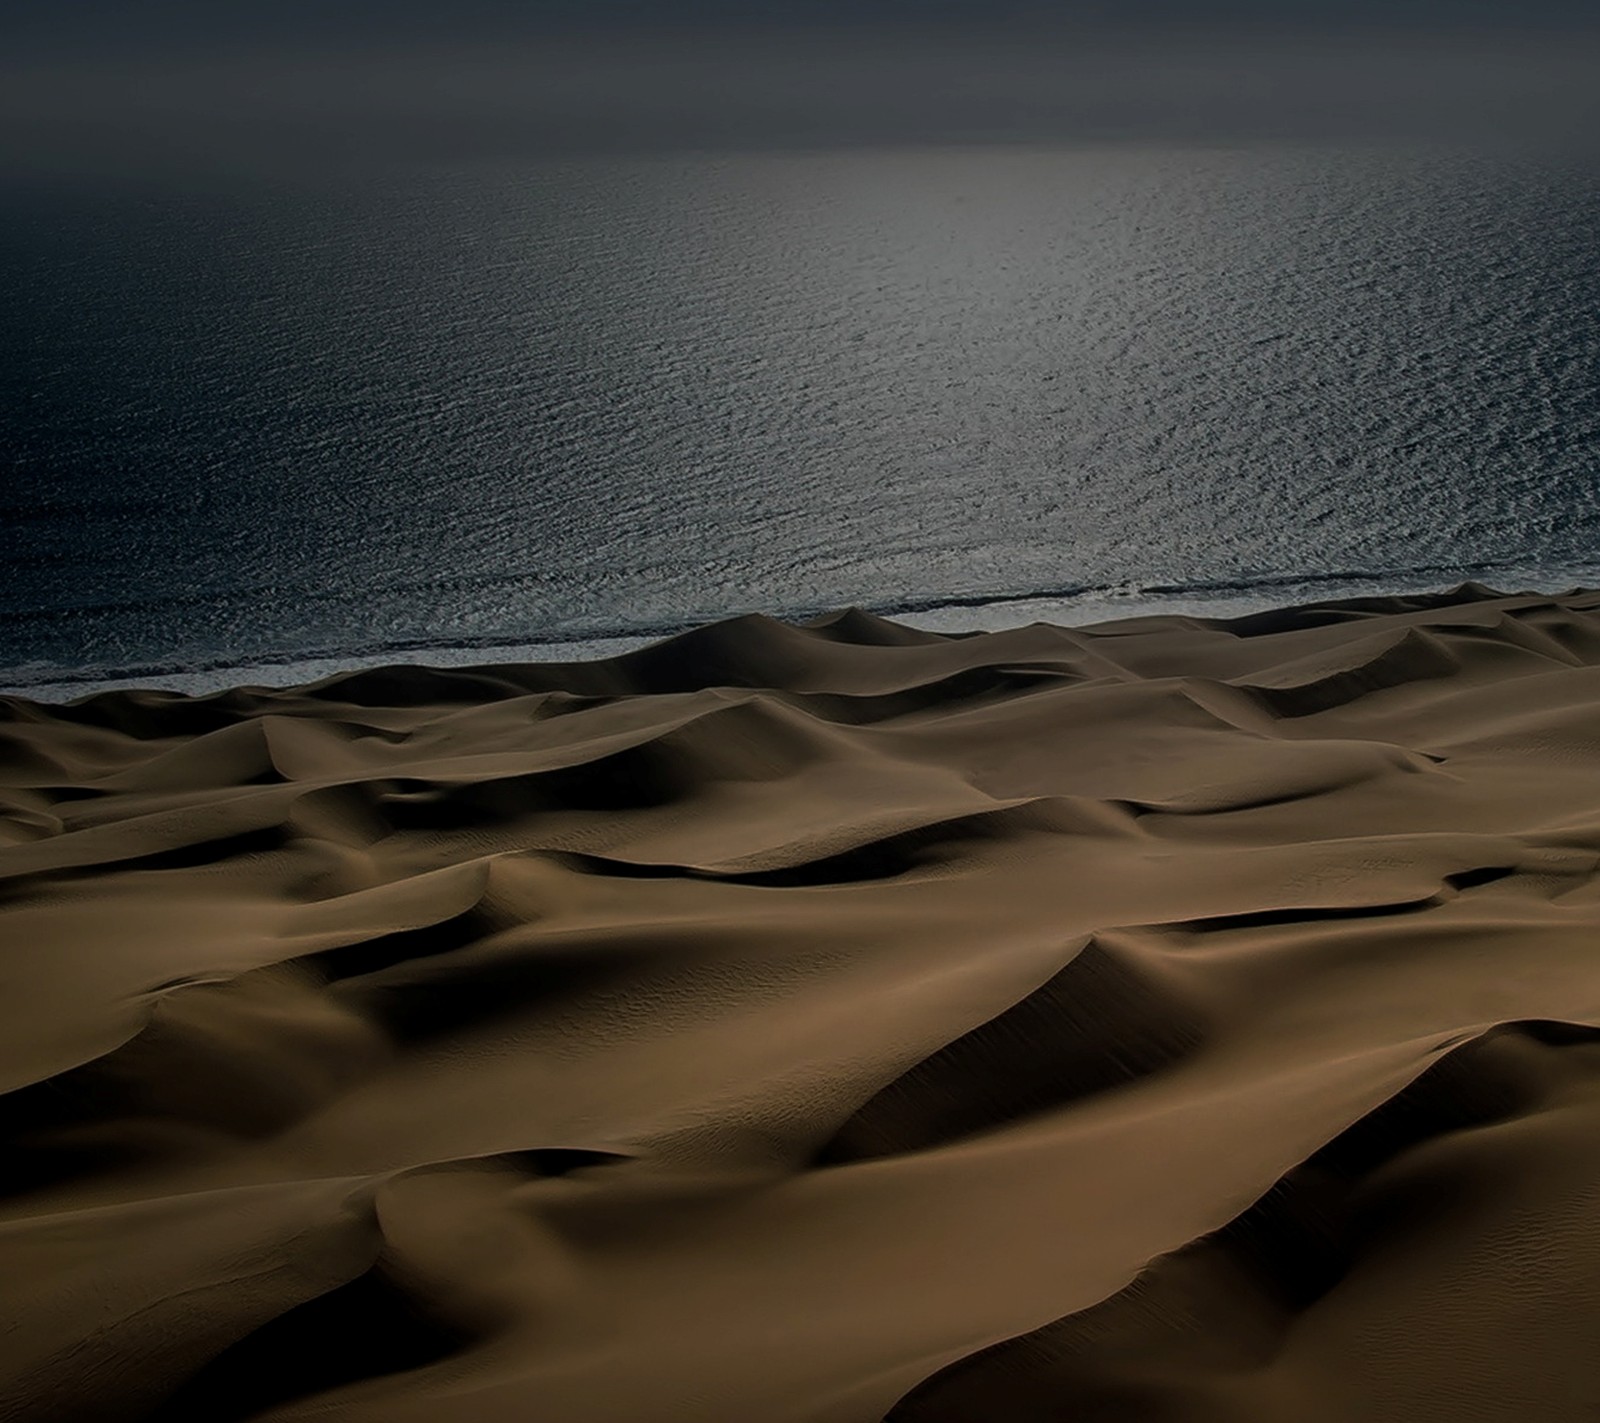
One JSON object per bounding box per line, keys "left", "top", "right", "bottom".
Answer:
{"left": 5, "top": 583, "right": 1600, "bottom": 1422}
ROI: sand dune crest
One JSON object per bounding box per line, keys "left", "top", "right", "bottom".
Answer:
{"left": 5, "top": 587, "right": 1600, "bottom": 1420}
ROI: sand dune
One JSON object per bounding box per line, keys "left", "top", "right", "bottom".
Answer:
{"left": 4, "top": 583, "right": 1600, "bottom": 1421}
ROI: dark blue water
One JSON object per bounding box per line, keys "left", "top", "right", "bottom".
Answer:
{"left": 5, "top": 144, "right": 1600, "bottom": 694}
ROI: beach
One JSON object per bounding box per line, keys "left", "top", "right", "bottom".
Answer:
{"left": 5, "top": 580, "right": 1600, "bottom": 1421}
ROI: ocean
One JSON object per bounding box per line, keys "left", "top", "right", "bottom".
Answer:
{"left": 5, "top": 143, "right": 1600, "bottom": 697}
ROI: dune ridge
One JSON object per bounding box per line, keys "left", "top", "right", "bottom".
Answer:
{"left": 4, "top": 583, "right": 1600, "bottom": 1421}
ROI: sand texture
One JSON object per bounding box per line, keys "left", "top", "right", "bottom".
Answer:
{"left": 5, "top": 583, "right": 1600, "bottom": 1422}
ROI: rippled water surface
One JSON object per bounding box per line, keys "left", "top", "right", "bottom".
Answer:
{"left": 5, "top": 145, "right": 1600, "bottom": 690}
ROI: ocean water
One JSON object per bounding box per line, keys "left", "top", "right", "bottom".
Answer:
{"left": 5, "top": 144, "right": 1600, "bottom": 696}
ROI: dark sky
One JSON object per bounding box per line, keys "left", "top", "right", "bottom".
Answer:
{"left": 4, "top": 1, "right": 1598, "bottom": 166}
{"left": 9, "top": 1, "right": 1600, "bottom": 51}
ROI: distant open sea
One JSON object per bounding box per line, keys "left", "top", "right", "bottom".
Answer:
{"left": 5, "top": 144, "right": 1600, "bottom": 697}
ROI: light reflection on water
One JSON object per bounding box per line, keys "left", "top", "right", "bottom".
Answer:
{"left": 4, "top": 144, "right": 1600, "bottom": 689}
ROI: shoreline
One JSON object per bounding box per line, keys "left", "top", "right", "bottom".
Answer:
{"left": 8, "top": 562, "right": 1600, "bottom": 703}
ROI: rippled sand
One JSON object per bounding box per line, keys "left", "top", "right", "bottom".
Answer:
{"left": 5, "top": 583, "right": 1600, "bottom": 1422}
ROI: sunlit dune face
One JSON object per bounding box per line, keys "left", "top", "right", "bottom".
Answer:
{"left": 6, "top": 588, "right": 1600, "bottom": 1419}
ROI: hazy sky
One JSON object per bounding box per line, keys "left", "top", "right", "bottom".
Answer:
{"left": 4, "top": 2, "right": 1598, "bottom": 167}
{"left": 9, "top": 0, "right": 1600, "bottom": 40}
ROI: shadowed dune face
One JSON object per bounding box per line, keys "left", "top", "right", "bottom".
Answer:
{"left": 4, "top": 585, "right": 1600, "bottom": 1420}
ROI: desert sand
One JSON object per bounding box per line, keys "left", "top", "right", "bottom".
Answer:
{"left": 4, "top": 583, "right": 1600, "bottom": 1422}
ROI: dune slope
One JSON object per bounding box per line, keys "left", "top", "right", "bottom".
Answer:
{"left": 4, "top": 584, "right": 1600, "bottom": 1422}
